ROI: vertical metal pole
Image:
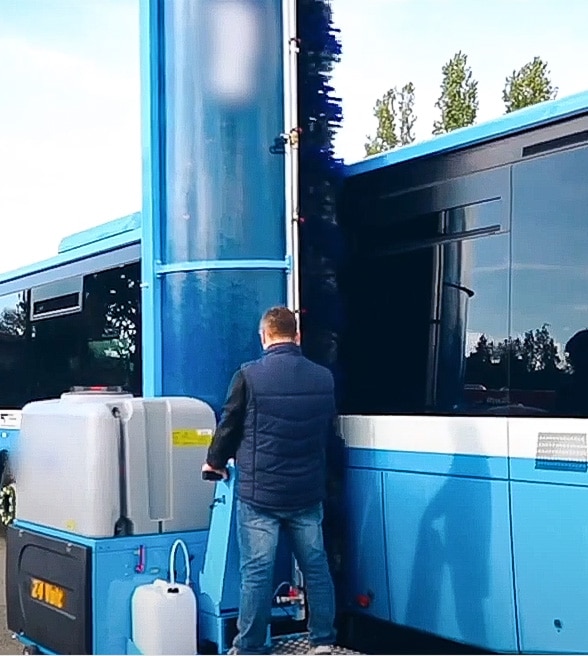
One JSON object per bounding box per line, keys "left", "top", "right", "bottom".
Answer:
{"left": 283, "top": 0, "right": 301, "bottom": 326}
{"left": 282, "top": 0, "right": 306, "bottom": 620}
{"left": 139, "top": 0, "right": 164, "bottom": 397}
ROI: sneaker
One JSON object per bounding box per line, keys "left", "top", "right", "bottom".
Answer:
{"left": 310, "top": 646, "right": 333, "bottom": 655}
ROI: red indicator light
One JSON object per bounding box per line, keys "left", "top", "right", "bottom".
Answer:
{"left": 356, "top": 594, "right": 371, "bottom": 608}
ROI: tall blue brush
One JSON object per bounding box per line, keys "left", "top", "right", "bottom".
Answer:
{"left": 297, "top": 0, "right": 346, "bottom": 606}
{"left": 297, "top": 0, "right": 344, "bottom": 386}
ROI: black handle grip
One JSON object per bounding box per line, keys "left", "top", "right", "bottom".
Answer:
{"left": 202, "top": 470, "right": 223, "bottom": 481}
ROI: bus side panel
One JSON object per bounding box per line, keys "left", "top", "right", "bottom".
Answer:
{"left": 382, "top": 463, "right": 517, "bottom": 653}
{"left": 510, "top": 419, "right": 588, "bottom": 653}
{"left": 344, "top": 467, "right": 390, "bottom": 622}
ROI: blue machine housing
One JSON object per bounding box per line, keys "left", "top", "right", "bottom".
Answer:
{"left": 8, "top": 521, "right": 207, "bottom": 655}
{"left": 7, "top": 465, "right": 297, "bottom": 655}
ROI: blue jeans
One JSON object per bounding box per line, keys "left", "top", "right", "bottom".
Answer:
{"left": 232, "top": 500, "right": 336, "bottom": 654}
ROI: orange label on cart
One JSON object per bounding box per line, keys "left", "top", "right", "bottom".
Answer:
{"left": 30, "top": 578, "right": 66, "bottom": 610}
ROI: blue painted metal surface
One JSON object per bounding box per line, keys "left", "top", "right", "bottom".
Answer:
{"left": 199, "top": 466, "right": 241, "bottom": 624}
{"left": 343, "top": 469, "right": 390, "bottom": 623}
{"left": 383, "top": 470, "right": 517, "bottom": 652}
{"left": 139, "top": 0, "right": 163, "bottom": 398}
{"left": 93, "top": 530, "right": 207, "bottom": 655}
{"left": 345, "top": 451, "right": 518, "bottom": 652}
{"left": 0, "top": 428, "right": 18, "bottom": 460}
{"left": 0, "top": 235, "right": 139, "bottom": 290}
{"left": 346, "top": 447, "right": 509, "bottom": 480}
{"left": 58, "top": 212, "right": 141, "bottom": 254}
{"left": 511, "top": 482, "right": 588, "bottom": 653}
{"left": 12, "top": 521, "right": 208, "bottom": 655}
{"left": 344, "top": 90, "right": 588, "bottom": 178}
{"left": 161, "top": 270, "right": 285, "bottom": 412}
{"left": 141, "top": 0, "right": 289, "bottom": 415}
{"left": 199, "top": 464, "right": 304, "bottom": 652}
{"left": 156, "top": 258, "right": 291, "bottom": 275}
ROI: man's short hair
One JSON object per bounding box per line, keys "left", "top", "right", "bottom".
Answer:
{"left": 260, "top": 306, "right": 297, "bottom": 339}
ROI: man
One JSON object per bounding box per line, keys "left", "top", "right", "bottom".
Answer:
{"left": 202, "top": 306, "right": 337, "bottom": 655}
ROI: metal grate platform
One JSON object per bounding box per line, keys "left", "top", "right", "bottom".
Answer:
{"left": 271, "top": 633, "right": 362, "bottom": 654}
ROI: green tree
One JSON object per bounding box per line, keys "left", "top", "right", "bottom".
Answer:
{"left": 502, "top": 56, "right": 557, "bottom": 113}
{"left": 432, "top": 51, "right": 478, "bottom": 135}
{"left": 364, "top": 83, "right": 416, "bottom": 156}
{"left": 365, "top": 88, "right": 399, "bottom": 156}
{"left": 399, "top": 82, "right": 416, "bottom": 146}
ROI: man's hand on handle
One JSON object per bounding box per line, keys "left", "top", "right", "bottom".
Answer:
{"left": 201, "top": 462, "right": 229, "bottom": 481}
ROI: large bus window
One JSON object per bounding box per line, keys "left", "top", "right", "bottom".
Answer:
{"left": 84, "top": 261, "right": 142, "bottom": 394}
{"left": 450, "top": 231, "right": 510, "bottom": 413}
{"left": 0, "top": 291, "right": 29, "bottom": 409}
{"left": 29, "top": 312, "right": 84, "bottom": 402}
{"left": 512, "top": 145, "right": 588, "bottom": 417}
{"left": 338, "top": 181, "right": 510, "bottom": 416}
{"left": 28, "top": 261, "right": 142, "bottom": 403}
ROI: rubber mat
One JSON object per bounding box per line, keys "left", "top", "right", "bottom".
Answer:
{"left": 271, "top": 633, "right": 362, "bottom": 654}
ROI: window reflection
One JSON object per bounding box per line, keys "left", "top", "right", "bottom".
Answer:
{"left": 339, "top": 198, "right": 509, "bottom": 416}
{"left": 0, "top": 292, "right": 29, "bottom": 408}
{"left": 512, "top": 145, "right": 588, "bottom": 416}
{"left": 0, "top": 261, "right": 142, "bottom": 409}
{"left": 439, "top": 232, "right": 510, "bottom": 413}
{"left": 340, "top": 146, "right": 588, "bottom": 418}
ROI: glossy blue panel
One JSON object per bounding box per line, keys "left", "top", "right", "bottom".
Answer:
{"left": 139, "top": 0, "right": 164, "bottom": 396}
{"left": 58, "top": 213, "right": 141, "bottom": 253}
{"left": 510, "top": 455, "right": 588, "bottom": 488}
{"left": 0, "top": 427, "right": 18, "bottom": 457}
{"left": 0, "top": 242, "right": 140, "bottom": 293}
{"left": 346, "top": 448, "right": 509, "bottom": 480}
{"left": 93, "top": 531, "right": 208, "bottom": 654}
{"left": 199, "top": 467, "right": 241, "bottom": 620}
{"left": 380, "top": 471, "right": 517, "bottom": 653}
{"left": 161, "top": 270, "right": 285, "bottom": 413}
{"left": 511, "top": 481, "right": 588, "bottom": 654}
{"left": 161, "top": 0, "right": 285, "bottom": 264}
{"left": 343, "top": 469, "right": 390, "bottom": 622}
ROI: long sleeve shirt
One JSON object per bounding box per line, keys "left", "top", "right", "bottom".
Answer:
{"left": 206, "top": 370, "right": 248, "bottom": 470}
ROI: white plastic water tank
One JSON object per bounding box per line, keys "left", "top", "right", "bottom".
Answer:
{"left": 131, "top": 579, "right": 197, "bottom": 655}
{"left": 14, "top": 391, "right": 217, "bottom": 537}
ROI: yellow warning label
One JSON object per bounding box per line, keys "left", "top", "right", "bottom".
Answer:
{"left": 172, "top": 428, "right": 213, "bottom": 448}
{"left": 65, "top": 519, "right": 76, "bottom": 531}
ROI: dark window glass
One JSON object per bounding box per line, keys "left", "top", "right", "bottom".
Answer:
{"left": 339, "top": 197, "right": 510, "bottom": 416}
{"left": 84, "top": 261, "right": 142, "bottom": 395}
{"left": 0, "top": 291, "right": 30, "bottom": 408}
{"left": 339, "top": 211, "right": 440, "bottom": 415}
{"left": 446, "top": 231, "right": 510, "bottom": 413}
{"left": 511, "top": 145, "right": 588, "bottom": 416}
{"left": 29, "top": 261, "right": 142, "bottom": 403}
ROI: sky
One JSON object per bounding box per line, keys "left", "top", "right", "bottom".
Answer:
{"left": 0, "top": 0, "right": 587, "bottom": 272}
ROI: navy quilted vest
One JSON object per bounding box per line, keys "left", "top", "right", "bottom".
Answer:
{"left": 236, "top": 343, "right": 335, "bottom": 510}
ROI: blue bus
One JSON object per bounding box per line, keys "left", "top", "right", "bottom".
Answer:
{"left": 3, "top": 90, "right": 588, "bottom": 654}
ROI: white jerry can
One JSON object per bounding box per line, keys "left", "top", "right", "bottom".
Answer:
{"left": 131, "top": 539, "right": 197, "bottom": 655}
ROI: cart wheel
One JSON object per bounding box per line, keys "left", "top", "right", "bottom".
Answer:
{"left": 23, "top": 646, "right": 39, "bottom": 655}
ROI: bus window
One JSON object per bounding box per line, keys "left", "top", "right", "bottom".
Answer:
{"left": 0, "top": 291, "right": 29, "bottom": 409}
{"left": 28, "top": 260, "right": 142, "bottom": 403}
{"left": 84, "top": 261, "right": 142, "bottom": 395}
